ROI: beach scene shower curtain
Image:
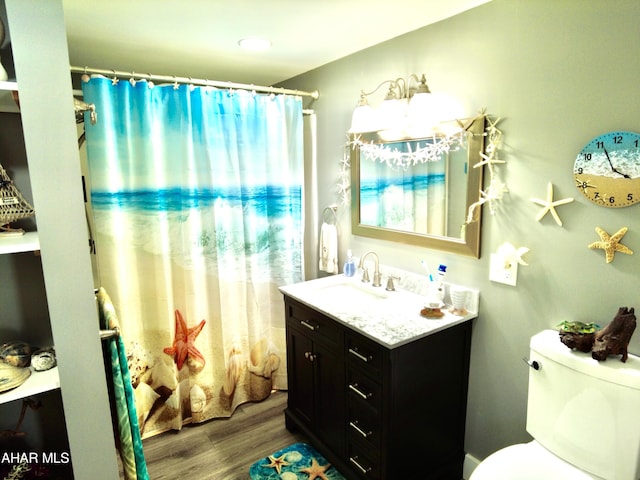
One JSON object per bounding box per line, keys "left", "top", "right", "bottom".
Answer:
{"left": 82, "top": 75, "right": 304, "bottom": 438}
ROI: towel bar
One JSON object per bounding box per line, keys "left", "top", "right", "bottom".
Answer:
{"left": 99, "top": 327, "right": 119, "bottom": 340}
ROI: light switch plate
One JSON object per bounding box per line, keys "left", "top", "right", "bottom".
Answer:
{"left": 489, "top": 253, "right": 518, "bottom": 286}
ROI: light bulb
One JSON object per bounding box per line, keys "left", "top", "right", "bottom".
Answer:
{"left": 349, "top": 103, "right": 378, "bottom": 134}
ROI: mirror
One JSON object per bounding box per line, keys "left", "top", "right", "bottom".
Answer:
{"left": 351, "top": 116, "right": 485, "bottom": 257}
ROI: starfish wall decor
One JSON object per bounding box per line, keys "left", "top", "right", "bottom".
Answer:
{"left": 464, "top": 112, "right": 508, "bottom": 225}
{"left": 530, "top": 182, "right": 574, "bottom": 227}
{"left": 497, "top": 241, "right": 530, "bottom": 267}
{"left": 588, "top": 226, "right": 634, "bottom": 263}
{"left": 337, "top": 141, "right": 351, "bottom": 205}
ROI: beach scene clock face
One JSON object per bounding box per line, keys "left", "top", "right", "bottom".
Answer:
{"left": 574, "top": 131, "right": 640, "bottom": 207}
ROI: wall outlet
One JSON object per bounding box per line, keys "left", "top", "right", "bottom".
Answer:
{"left": 489, "top": 253, "right": 518, "bottom": 286}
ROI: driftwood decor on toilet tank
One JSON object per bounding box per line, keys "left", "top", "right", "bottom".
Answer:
{"left": 591, "top": 307, "right": 636, "bottom": 362}
{"left": 559, "top": 307, "right": 637, "bottom": 362}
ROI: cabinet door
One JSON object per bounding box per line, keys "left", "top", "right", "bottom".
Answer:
{"left": 314, "top": 339, "right": 345, "bottom": 456}
{"left": 286, "top": 325, "right": 315, "bottom": 427}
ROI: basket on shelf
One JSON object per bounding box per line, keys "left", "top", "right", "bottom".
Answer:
{"left": 0, "top": 161, "right": 34, "bottom": 236}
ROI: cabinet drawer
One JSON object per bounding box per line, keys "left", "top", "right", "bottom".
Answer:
{"left": 287, "top": 301, "right": 342, "bottom": 350}
{"left": 347, "top": 369, "right": 382, "bottom": 412}
{"left": 348, "top": 402, "right": 381, "bottom": 449}
{"left": 347, "top": 334, "right": 383, "bottom": 376}
{"left": 347, "top": 441, "right": 380, "bottom": 479}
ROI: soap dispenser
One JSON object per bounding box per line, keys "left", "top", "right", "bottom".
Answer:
{"left": 343, "top": 249, "right": 356, "bottom": 277}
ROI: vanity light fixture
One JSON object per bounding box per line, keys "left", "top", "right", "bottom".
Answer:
{"left": 349, "top": 73, "right": 461, "bottom": 139}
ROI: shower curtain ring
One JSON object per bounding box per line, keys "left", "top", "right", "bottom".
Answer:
{"left": 130, "top": 72, "right": 137, "bottom": 87}
{"left": 111, "top": 69, "right": 119, "bottom": 85}
{"left": 173, "top": 76, "right": 179, "bottom": 90}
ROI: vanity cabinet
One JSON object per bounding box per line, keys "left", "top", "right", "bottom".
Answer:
{"left": 284, "top": 295, "right": 473, "bottom": 480}
{"left": 285, "top": 299, "right": 346, "bottom": 456}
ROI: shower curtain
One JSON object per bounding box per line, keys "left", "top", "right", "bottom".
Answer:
{"left": 82, "top": 75, "right": 304, "bottom": 438}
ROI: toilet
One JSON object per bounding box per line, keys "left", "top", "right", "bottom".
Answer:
{"left": 470, "top": 329, "right": 640, "bottom": 480}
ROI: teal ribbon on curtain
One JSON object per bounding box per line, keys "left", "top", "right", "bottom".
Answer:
{"left": 97, "top": 288, "right": 149, "bottom": 480}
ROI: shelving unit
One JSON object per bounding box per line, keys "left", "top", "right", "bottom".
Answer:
{"left": 0, "top": 234, "right": 55, "bottom": 408}
{"left": 0, "top": 367, "right": 59, "bottom": 405}
{"left": 0, "top": 14, "right": 50, "bottom": 410}
{"left": 0, "top": 1, "right": 120, "bottom": 478}
{"left": 0, "top": 231, "right": 39, "bottom": 254}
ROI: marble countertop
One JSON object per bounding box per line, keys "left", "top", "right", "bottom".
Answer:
{"left": 279, "top": 274, "right": 477, "bottom": 349}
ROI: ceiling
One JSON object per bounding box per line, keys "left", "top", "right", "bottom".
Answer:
{"left": 61, "top": 0, "right": 491, "bottom": 87}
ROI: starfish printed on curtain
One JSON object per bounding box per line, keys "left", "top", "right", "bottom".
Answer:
{"left": 163, "top": 309, "right": 206, "bottom": 369}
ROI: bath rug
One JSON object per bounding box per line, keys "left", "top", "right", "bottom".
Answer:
{"left": 249, "top": 442, "right": 346, "bottom": 480}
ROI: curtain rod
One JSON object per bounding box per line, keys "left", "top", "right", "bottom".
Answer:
{"left": 70, "top": 66, "right": 320, "bottom": 100}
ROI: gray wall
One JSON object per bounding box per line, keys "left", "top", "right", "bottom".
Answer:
{"left": 283, "top": 0, "right": 640, "bottom": 460}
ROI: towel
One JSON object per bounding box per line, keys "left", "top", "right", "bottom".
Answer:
{"left": 318, "top": 222, "right": 338, "bottom": 274}
{"left": 97, "top": 288, "right": 150, "bottom": 480}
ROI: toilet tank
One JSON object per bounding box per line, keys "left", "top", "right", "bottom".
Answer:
{"left": 527, "top": 329, "right": 640, "bottom": 480}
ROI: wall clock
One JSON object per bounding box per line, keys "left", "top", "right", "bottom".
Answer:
{"left": 574, "top": 131, "right": 640, "bottom": 207}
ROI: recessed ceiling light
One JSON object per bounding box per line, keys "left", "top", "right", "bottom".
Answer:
{"left": 238, "top": 37, "right": 272, "bottom": 51}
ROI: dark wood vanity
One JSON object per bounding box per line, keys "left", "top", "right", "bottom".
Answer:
{"left": 283, "top": 294, "right": 473, "bottom": 479}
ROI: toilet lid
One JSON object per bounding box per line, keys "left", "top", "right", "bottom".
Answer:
{"left": 470, "top": 441, "right": 599, "bottom": 480}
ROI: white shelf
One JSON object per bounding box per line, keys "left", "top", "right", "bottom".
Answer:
{"left": 0, "top": 231, "right": 39, "bottom": 254}
{"left": 0, "top": 366, "right": 60, "bottom": 405}
{"left": 0, "top": 80, "right": 18, "bottom": 92}
{"left": 0, "top": 81, "right": 19, "bottom": 113}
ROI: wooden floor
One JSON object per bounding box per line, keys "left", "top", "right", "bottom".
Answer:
{"left": 137, "top": 391, "right": 307, "bottom": 480}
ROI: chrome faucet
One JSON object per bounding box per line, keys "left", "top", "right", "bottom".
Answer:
{"left": 358, "top": 251, "right": 382, "bottom": 287}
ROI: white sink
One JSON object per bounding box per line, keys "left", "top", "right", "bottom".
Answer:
{"left": 311, "top": 277, "right": 390, "bottom": 302}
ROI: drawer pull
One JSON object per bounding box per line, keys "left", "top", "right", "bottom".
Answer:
{"left": 300, "top": 320, "right": 317, "bottom": 331}
{"left": 348, "top": 383, "right": 372, "bottom": 400}
{"left": 304, "top": 351, "right": 316, "bottom": 362}
{"left": 349, "top": 456, "right": 371, "bottom": 475}
{"left": 349, "top": 421, "right": 372, "bottom": 438}
{"left": 348, "top": 348, "right": 372, "bottom": 363}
